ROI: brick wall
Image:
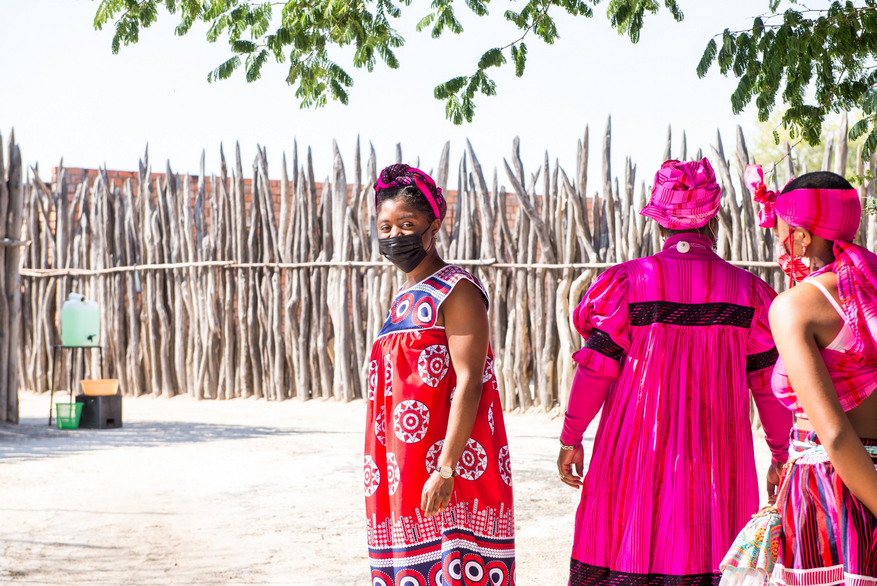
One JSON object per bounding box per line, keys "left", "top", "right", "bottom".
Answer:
{"left": 50, "top": 166, "right": 596, "bottom": 252}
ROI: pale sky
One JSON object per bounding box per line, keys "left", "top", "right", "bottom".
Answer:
{"left": 1, "top": 0, "right": 786, "bottom": 193}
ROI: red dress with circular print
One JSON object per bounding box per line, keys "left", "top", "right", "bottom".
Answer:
{"left": 364, "top": 265, "right": 515, "bottom": 586}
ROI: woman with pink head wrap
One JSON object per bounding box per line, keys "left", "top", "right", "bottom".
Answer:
{"left": 742, "top": 168, "right": 877, "bottom": 586}
{"left": 557, "top": 158, "right": 792, "bottom": 586}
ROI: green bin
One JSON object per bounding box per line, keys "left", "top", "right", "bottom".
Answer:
{"left": 55, "top": 403, "right": 83, "bottom": 430}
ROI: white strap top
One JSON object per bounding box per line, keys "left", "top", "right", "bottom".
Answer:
{"left": 806, "top": 279, "right": 855, "bottom": 351}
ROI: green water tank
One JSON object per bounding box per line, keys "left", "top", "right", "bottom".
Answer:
{"left": 61, "top": 293, "right": 100, "bottom": 347}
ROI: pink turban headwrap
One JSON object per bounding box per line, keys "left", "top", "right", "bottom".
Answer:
{"left": 743, "top": 164, "right": 861, "bottom": 242}
{"left": 375, "top": 164, "right": 446, "bottom": 220}
{"left": 640, "top": 158, "right": 722, "bottom": 229}
{"left": 745, "top": 165, "right": 877, "bottom": 409}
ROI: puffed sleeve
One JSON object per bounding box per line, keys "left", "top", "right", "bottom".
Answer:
{"left": 747, "top": 279, "right": 792, "bottom": 465}
{"left": 572, "top": 264, "right": 631, "bottom": 378}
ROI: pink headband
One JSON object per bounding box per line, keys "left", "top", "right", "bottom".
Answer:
{"left": 744, "top": 165, "right": 861, "bottom": 242}
{"left": 375, "top": 164, "right": 446, "bottom": 220}
{"left": 640, "top": 158, "right": 722, "bottom": 229}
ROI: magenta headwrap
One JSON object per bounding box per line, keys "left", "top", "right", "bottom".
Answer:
{"left": 640, "top": 158, "right": 722, "bottom": 229}
{"left": 375, "top": 164, "right": 446, "bottom": 220}
{"left": 743, "top": 164, "right": 861, "bottom": 242}
{"left": 746, "top": 164, "right": 877, "bottom": 406}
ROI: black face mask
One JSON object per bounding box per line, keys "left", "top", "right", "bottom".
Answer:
{"left": 379, "top": 228, "right": 432, "bottom": 273}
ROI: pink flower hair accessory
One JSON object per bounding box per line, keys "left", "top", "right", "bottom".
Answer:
{"left": 743, "top": 164, "right": 782, "bottom": 229}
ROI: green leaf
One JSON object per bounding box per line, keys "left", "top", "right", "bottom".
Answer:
{"left": 434, "top": 76, "right": 468, "bottom": 100}
{"left": 378, "top": 45, "right": 400, "bottom": 69}
{"left": 206, "top": 15, "right": 229, "bottom": 42}
{"left": 330, "top": 78, "right": 350, "bottom": 104}
{"left": 246, "top": 49, "right": 269, "bottom": 82}
{"left": 717, "top": 29, "right": 736, "bottom": 74}
{"left": 697, "top": 38, "right": 717, "bottom": 78}
{"left": 478, "top": 72, "right": 496, "bottom": 95}
{"left": 664, "top": 0, "right": 683, "bottom": 22}
{"left": 208, "top": 56, "right": 242, "bottom": 83}
{"left": 752, "top": 16, "right": 765, "bottom": 39}
{"left": 510, "top": 42, "right": 527, "bottom": 77}
{"left": 864, "top": 128, "right": 877, "bottom": 159}
{"left": 416, "top": 13, "right": 436, "bottom": 32}
{"left": 93, "top": 0, "right": 119, "bottom": 30}
{"left": 477, "top": 48, "right": 506, "bottom": 69}
{"left": 464, "top": 0, "right": 489, "bottom": 18}
{"left": 175, "top": 16, "right": 194, "bottom": 36}
{"left": 445, "top": 95, "right": 464, "bottom": 125}
{"left": 232, "top": 40, "right": 257, "bottom": 54}
{"left": 503, "top": 9, "right": 527, "bottom": 28}
{"left": 327, "top": 62, "right": 353, "bottom": 87}
{"left": 850, "top": 118, "right": 871, "bottom": 141}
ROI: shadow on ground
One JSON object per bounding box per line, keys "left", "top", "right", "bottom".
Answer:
{"left": 0, "top": 418, "right": 305, "bottom": 462}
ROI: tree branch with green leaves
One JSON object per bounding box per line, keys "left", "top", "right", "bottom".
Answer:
{"left": 91, "top": 0, "right": 682, "bottom": 121}
{"left": 91, "top": 0, "right": 877, "bottom": 137}
{"left": 698, "top": 0, "right": 877, "bottom": 157}
{"left": 94, "top": 0, "right": 406, "bottom": 107}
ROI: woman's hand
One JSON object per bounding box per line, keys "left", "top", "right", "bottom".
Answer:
{"left": 421, "top": 472, "right": 454, "bottom": 517}
{"left": 557, "top": 444, "right": 584, "bottom": 489}
{"left": 766, "top": 463, "right": 782, "bottom": 505}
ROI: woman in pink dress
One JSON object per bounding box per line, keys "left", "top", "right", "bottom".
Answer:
{"left": 557, "top": 158, "right": 793, "bottom": 586}
{"left": 743, "top": 167, "right": 877, "bottom": 586}
{"left": 364, "top": 165, "right": 515, "bottom": 586}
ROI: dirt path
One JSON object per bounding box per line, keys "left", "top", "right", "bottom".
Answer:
{"left": 0, "top": 391, "right": 771, "bottom": 585}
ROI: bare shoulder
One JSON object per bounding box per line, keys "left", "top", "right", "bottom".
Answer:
{"left": 442, "top": 278, "right": 487, "bottom": 315}
{"left": 437, "top": 278, "right": 488, "bottom": 329}
{"left": 769, "top": 280, "right": 841, "bottom": 335}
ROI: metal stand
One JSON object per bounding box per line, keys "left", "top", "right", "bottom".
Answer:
{"left": 48, "top": 345, "right": 103, "bottom": 426}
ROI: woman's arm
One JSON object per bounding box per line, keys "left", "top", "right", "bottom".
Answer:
{"left": 557, "top": 365, "right": 615, "bottom": 489}
{"left": 420, "top": 280, "right": 490, "bottom": 518}
{"left": 770, "top": 292, "right": 877, "bottom": 516}
{"left": 560, "top": 366, "right": 614, "bottom": 446}
{"left": 750, "top": 375, "right": 792, "bottom": 502}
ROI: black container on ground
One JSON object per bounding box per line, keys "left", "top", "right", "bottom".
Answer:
{"left": 75, "top": 393, "right": 122, "bottom": 429}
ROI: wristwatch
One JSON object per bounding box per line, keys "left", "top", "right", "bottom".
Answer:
{"left": 434, "top": 465, "right": 458, "bottom": 479}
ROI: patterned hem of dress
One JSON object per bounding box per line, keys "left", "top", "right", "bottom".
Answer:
{"left": 369, "top": 534, "right": 516, "bottom": 586}
{"left": 570, "top": 560, "right": 719, "bottom": 586}
{"left": 773, "top": 564, "right": 877, "bottom": 586}
{"left": 367, "top": 502, "right": 515, "bottom": 551}
{"left": 369, "top": 531, "right": 515, "bottom": 568}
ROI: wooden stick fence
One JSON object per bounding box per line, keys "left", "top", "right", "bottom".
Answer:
{"left": 0, "top": 130, "right": 24, "bottom": 424}
{"left": 13, "top": 114, "right": 877, "bottom": 417}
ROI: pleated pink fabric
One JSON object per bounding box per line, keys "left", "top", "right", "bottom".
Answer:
{"left": 568, "top": 233, "right": 792, "bottom": 586}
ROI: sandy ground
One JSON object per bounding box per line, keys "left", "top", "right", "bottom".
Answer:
{"left": 0, "top": 391, "right": 772, "bottom": 585}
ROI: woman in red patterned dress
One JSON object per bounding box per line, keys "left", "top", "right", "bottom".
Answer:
{"left": 364, "top": 164, "right": 515, "bottom": 586}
